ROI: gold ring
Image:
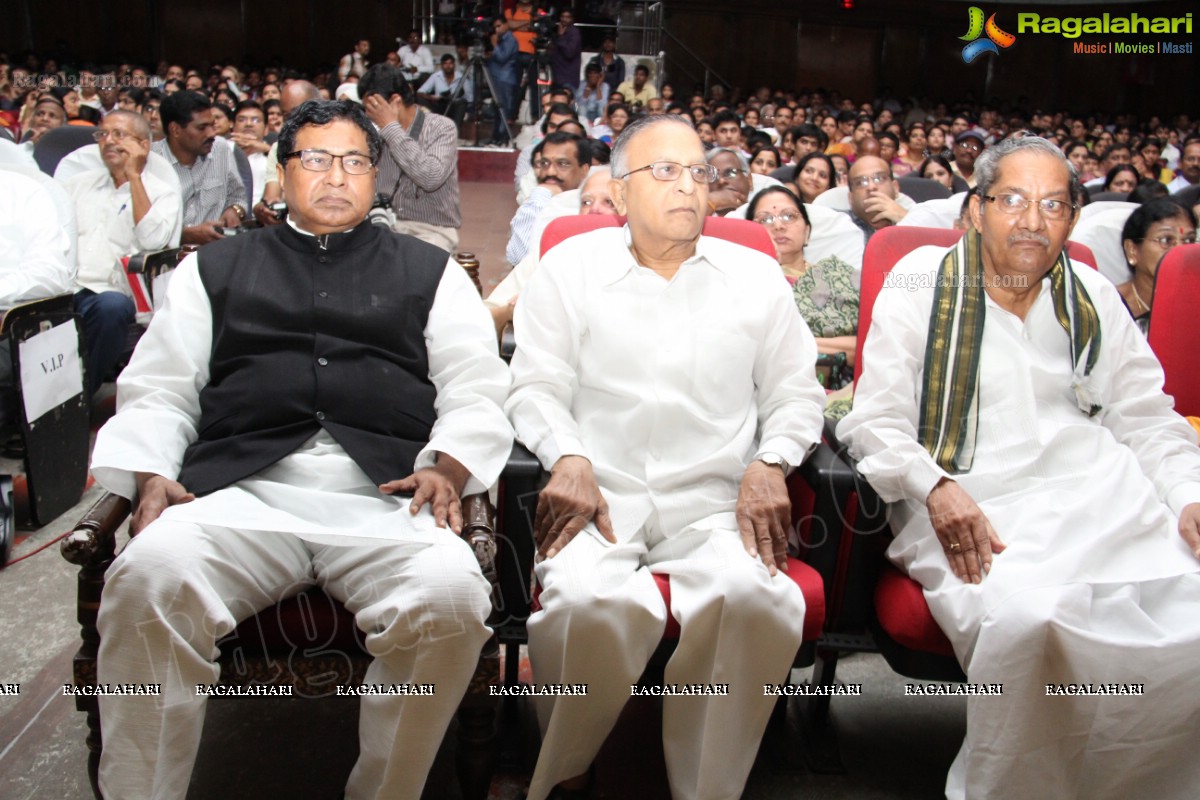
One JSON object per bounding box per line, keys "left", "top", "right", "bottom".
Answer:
{"left": 947, "top": 541, "right": 962, "bottom": 553}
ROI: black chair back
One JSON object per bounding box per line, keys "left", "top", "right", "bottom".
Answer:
{"left": 33, "top": 126, "right": 96, "bottom": 176}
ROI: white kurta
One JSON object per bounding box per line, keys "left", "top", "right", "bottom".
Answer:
{"left": 839, "top": 245, "right": 1200, "bottom": 799}
{"left": 507, "top": 226, "right": 826, "bottom": 800}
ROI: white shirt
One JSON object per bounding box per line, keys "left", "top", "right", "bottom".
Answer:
{"left": 399, "top": 44, "right": 435, "bottom": 77}
{"left": 64, "top": 167, "right": 181, "bottom": 295}
{"left": 90, "top": 232, "right": 514, "bottom": 545}
{"left": 1166, "top": 173, "right": 1197, "bottom": 193}
{"left": 506, "top": 226, "right": 826, "bottom": 536}
{"left": 245, "top": 151, "right": 267, "bottom": 205}
{"left": 0, "top": 169, "right": 75, "bottom": 309}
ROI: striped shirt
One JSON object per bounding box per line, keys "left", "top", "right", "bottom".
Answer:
{"left": 152, "top": 137, "right": 247, "bottom": 227}
{"left": 376, "top": 109, "right": 461, "bottom": 229}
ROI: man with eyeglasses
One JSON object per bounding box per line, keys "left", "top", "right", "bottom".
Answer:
{"left": 840, "top": 135, "right": 1200, "bottom": 800}
{"left": 704, "top": 146, "right": 753, "bottom": 216}
{"left": 89, "top": 99, "right": 513, "bottom": 800}
{"left": 506, "top": 131, "right": 590, "bottom": 266}
{"left": 951, "top": 127, "right": 987, "bottom": 188}
{"left": 846, "top": 154, "right": 909, "bottom": 242}
{"left": 507, "top": 113, "right": 825, "bottom": 800}
{"left": 63, "top": 110, "right": 181, "bottom": 395}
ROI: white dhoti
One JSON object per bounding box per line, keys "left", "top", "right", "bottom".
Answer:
{"left": 95, "top": 434, "right": 493, "bottom": 800}
{"left": 525, "top": 511, "right": 806, "bottom": 800}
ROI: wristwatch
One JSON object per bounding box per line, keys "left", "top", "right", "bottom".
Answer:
{"left": 757, "top": 452, "right": 792, "bottom": 476}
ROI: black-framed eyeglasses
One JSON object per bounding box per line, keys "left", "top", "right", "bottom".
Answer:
{"left": 982, "top": 193, "right": 1076, "bottom": 221}
{"left": 281, "top": 149, "right": 375, "bottom": 175}
{"left": 1137, "top": 234, "right": 1196, "bottom": 248}
{"left": 620, "top": 161, "right": 719, "bottom": 184}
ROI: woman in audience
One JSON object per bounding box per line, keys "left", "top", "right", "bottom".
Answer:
{"left": 1103, "top": 164, "right": 1139, "bottom": 195}
{"left": 790, "top": 152, "right": 835, "bottom": 204}
{"left": 592, "top": 103, "right": 630, "bottom": 145}
{"left": 1117, "top": 198, "right": 1197, "bottom": 333}
{"left": 210, "top": 102, "right": 234, "bottom": 137}
{"left": 1134, "top": 137, "right": 1172, "bottom": 184}
{"left": 899, "top": 124, "right": 927, "bottom": 172}
{"left": 925, "top": 124, "right": 950, "bottom": 159}
{"left": 747, "top": 186, "right": 859, "bottom": 368}
{"left": 828, "top": 153, "right": 850, "bottom": 187}
{"left": 1063, "top": 139, "right": 1090, "bottom": 178}
{"left": 743, "top": 107, "right": 761, "bottom": 130}
{"left": 918, "top": 155, "right": 956, "bottom": 190}
{"left": 696, "top": 119, "right": 715, "bottom": 149}
{"left": 749, "top": 145, "right": 781, "bottom": 175}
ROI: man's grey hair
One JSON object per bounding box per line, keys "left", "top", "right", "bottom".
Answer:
{"left": 974, "top": 135, "right": 1085, "bottom": 208}
{"left": 705, "top": 146, "right": 750, "bottom": 173}
{"left": 610, "top": 113, "right": 696, "bottom": 178}
{"left": 106, "top": 109, "right": 152, "bottom": 141}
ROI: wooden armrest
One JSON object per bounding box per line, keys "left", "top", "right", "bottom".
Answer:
{"left": 61, "top": 492, "right": 131, "bottom": 566}
{"left": 461, "top": 493, "right": 498, "bottom": 585}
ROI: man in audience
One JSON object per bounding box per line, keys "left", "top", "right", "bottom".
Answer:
{"left": 514, "top": 102, "right": 580, "bottom": 201}
{"left": 90, "top": 98, "right": 512, "bottom": 800}
{"left": 1166, "top": 138, "right": 1200, "bottom": 193}
{"left": 21, "top": 95, "right": 66, "bottom": 143}
{"left": 359, "top": 64, "right": 462, "bottom": 251}
{"left": 337, "top": 38, "right": 371, "bottom": 82}
{"left": 506, "top": 132, "right": 590, "bottom": 266}
{"left": 549, "top": 9, "right": 582, "bottom": 92}
{"left": 230, "top": 100, "right": 270, "bottom": 205}
{"left": 951, "top": 127, "right": 986, "bottom": 188}
{"left": 253, "top": 81, "right": 322, "bottom": 227}
{"left": 840, "top": 134, "right": 1200, "bottom": 800}
{"left": 705, "top": 146, "right": 752, "bottom": 215}
{"left": 417, "top": 54, "right": 470, "bottom": 124}
{"left": 152, "top": 91, "right": 247, "bottom": 245}
{"left": 486, "top": 165, "right": 616, "bottom": 337}
{"left": 507, "top": 113, "right": 824, "bottom": 800}
{"left": 645, "top": 96, "right": 665, "bottom": 115}
{"left": 576, "top": 61, "right": 608, "bottom": 125}
{"left": 63, "top": 110, "right": 180, "bottom": 395}
{"left": 712, "top": 108, "right": 741, "bottom": 150}
{"left": 1084, "top": 143, "right": 1133, "bottom": 189}
{"left": 397, "top": 30, "right": 434, "bottom": 88}
{"left": 616, "top": 64, "right": 657, "bottom": 110}
{"left": 587, "top": 33, "right": 625, "bottom": 94}
{"left": 847, "top": 154, "right": 908, "bottom": 241}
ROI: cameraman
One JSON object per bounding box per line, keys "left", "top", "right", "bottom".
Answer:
{"left": 359, "top": 64, "right": 462, "bottom": 251}
{"left": 486, "top": 16, "right": 519, "bottom": 146}
{"left": 548, "top": 9, "right": 582, "bottom": 92}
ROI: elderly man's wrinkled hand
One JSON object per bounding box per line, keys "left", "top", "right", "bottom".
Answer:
{"left": 736, "top": 461, "right": 791, "bottom": 576}
{"left": 535, "top": 455, "right": 615, "bottom": 558}
{"left": 1179, "top": 503, "right": 1200, "bottom": 560}
{"left": 132, "top": 472, "right": 195, "bottom": 535}
{"left": 926, "top": 478, "right": 1006, "bottom": 584}
{"left": 381, "top": 454, "right": 471, "bottom": 533}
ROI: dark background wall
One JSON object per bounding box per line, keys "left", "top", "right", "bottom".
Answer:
{"left": 4, "top": 0, "right": 1197, "bottom": 117}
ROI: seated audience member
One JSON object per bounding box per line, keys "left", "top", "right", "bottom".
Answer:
{"left": 1084, "top": 143, "right": 1132, "bottom": 188}
{"left": 514, "top": 103, "right": 581, "bottom": 202}
{"left": 21, "top": 94, "right": 66, "bottom": 143}
{"left": 1129, "top": 177, "right": 1169, "bottom": 204}
{"left": 829, "top": 153, "right": 850, "bottom": 187}
{"left": 791, "top": 151, "right": 835, "bottom": 204}
{"left": 0, "top": 164, "right": 75, "bottom": 431}
{"left": 711, "top": 109, "right": 742, "bottom": 150}
{"left": 878, "top": 131, "right": 910, "bottom": 176}
{"left": 252, "top": 81, "right": 322, "bottom": 227}
{"left": 925, "top": 124, "right": 950, "bottom": 160}
{"left": 1062, "top": 139, "right": 1090, "bottom": 180}
{"left": 706, "top": 146, "right": 753, "bottom": 215}
{"left": 141, "top": 89, "right": 164, "bottom": 140}
{"left": 152, "top": 90, "right": 247, "bottom": 245}
{"left": 616, "top": 64, "right": 657, "bottom": 110}
{"left": 209, "top": 102, "right": 234, "bottom": 138}
{"left": 847, "top": 154, "right": 908, "bottom": 241}
{"left": 587, "top": 139, "right": 611, "bottom": 165}
{"left": 695, "top": 119, "right": 715, "bottom": 148}
{"left": 263, "top": 99, "right": 284, "bottom": 135}
{"left": 89, "top": 99, "right": 513, "bottom": 800}
{"left": 592, "top": 102, "right": 630, "bottom": 145}
{"left": 338, "top": 38, "right": 371, "bottom": 83}
{"left": 839, "top": 134, "right": 1200, "bottom": 800}
{"left": 1135, "top": 136, "right": 1171, "bottom": 184}
{"left": 918, "top": 154, "right": 956, "bottom": 190}
{"left": 1165, "top": 138, "right": 1200, "bottom": 193}
{"left": 506, "top": 132, "right": 589, "bottom": 266}
{"left": 398, "top": 30, "right": 434, "bottom": 87}
{"left": 644, "top": 96, "right": 665, "bottom": 115}
{"left": 1117, "top": 197, "right": 1197, "bottom": 333}
{"left": 359, "top": 64, "right": 462, "bottom": 250}
{"left": 748, "top": 185, "right": 858, "bottom": 366}
{"left": 506, "top": 113, "right": 825, "bottom": 800}
{"left": 950, "top": 127, "right": 985, "bottom": 187}
{"left": 486, "top": 166, "right": 616, "bottom": 336}
{"left": 117, "top": 87, "right": 143, "bottom": 113}
{"left": 230, "top": 100, "right": 270, "bottom": 205}
{"left": 749, "top": 144, "right": 780, "bottom": 175}
{"left": 1102, "top": 163, "right": 1139, "bottom": 195}
{"left": 417, "top": 54, "right": 471, "bottom": 124}
{"left": 575, "top": 62, "right": 609, "bottom": 125}
{"left": 899, "top": 124, "right": 927, "bottom": 172}
{"left": 64, "top": 111, "right": 181, "bottom": 395}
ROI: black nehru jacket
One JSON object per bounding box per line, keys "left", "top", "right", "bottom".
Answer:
{"left": 176, "top": 221, "right": 448, "bottom": 497}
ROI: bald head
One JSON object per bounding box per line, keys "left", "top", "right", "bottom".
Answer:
{"left": 106, "top": 109, "right": 152, "bottom": 141}
{"left": 280, "top": 81, "right": 320, "bottom": 115}
{"left": 579, "top": 167, "right": 616, "bottom": 215}
{"left": 856, "top": 136, "right": 881, "bottom": 158}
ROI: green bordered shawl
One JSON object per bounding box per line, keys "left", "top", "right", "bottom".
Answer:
{"left": 917, "top": 229, "right": 1103, "bottom": 474}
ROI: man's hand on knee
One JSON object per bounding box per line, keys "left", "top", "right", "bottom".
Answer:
{"left": 926, "top": 478, "right": 1006, "bottom": 584}
{"left": 535, "top": 455, "right": 615, "bottom": 558}
{"left": 736, "top": 461, "right": 791, "bottom": 576}
{"left": 380, "top": 453, "right": 471, "bottom": 533}
{"left": 1179, "top": 503, "right": 1200, "bottom": 560}
{"left": 132, "top": 472, "right": 196, "bottom": 535}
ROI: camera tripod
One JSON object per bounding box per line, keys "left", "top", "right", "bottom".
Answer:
{"left": 446, "top": 47, "right": 515, "bottom": 147}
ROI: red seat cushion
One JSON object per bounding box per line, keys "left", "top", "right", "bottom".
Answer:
{"left": 873, "top": 563, "right": 956, "bottom": 657}
{"left": 220, "top": 589, "right": 367, "bottom": 656}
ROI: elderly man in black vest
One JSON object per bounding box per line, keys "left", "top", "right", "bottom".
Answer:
{"left": 88, "top": 100, "right": 513, "bottom": 800}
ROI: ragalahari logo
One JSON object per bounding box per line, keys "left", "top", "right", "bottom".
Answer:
{"left": 960, "top": 7, "right": 1016, "bottom": 63}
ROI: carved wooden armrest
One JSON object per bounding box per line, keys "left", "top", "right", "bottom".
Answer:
{"left": 461, "top": 493, "right": 497, "bottom": 586}
{"left": 61, "top": 492, "right": 131, "bottom": 566}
